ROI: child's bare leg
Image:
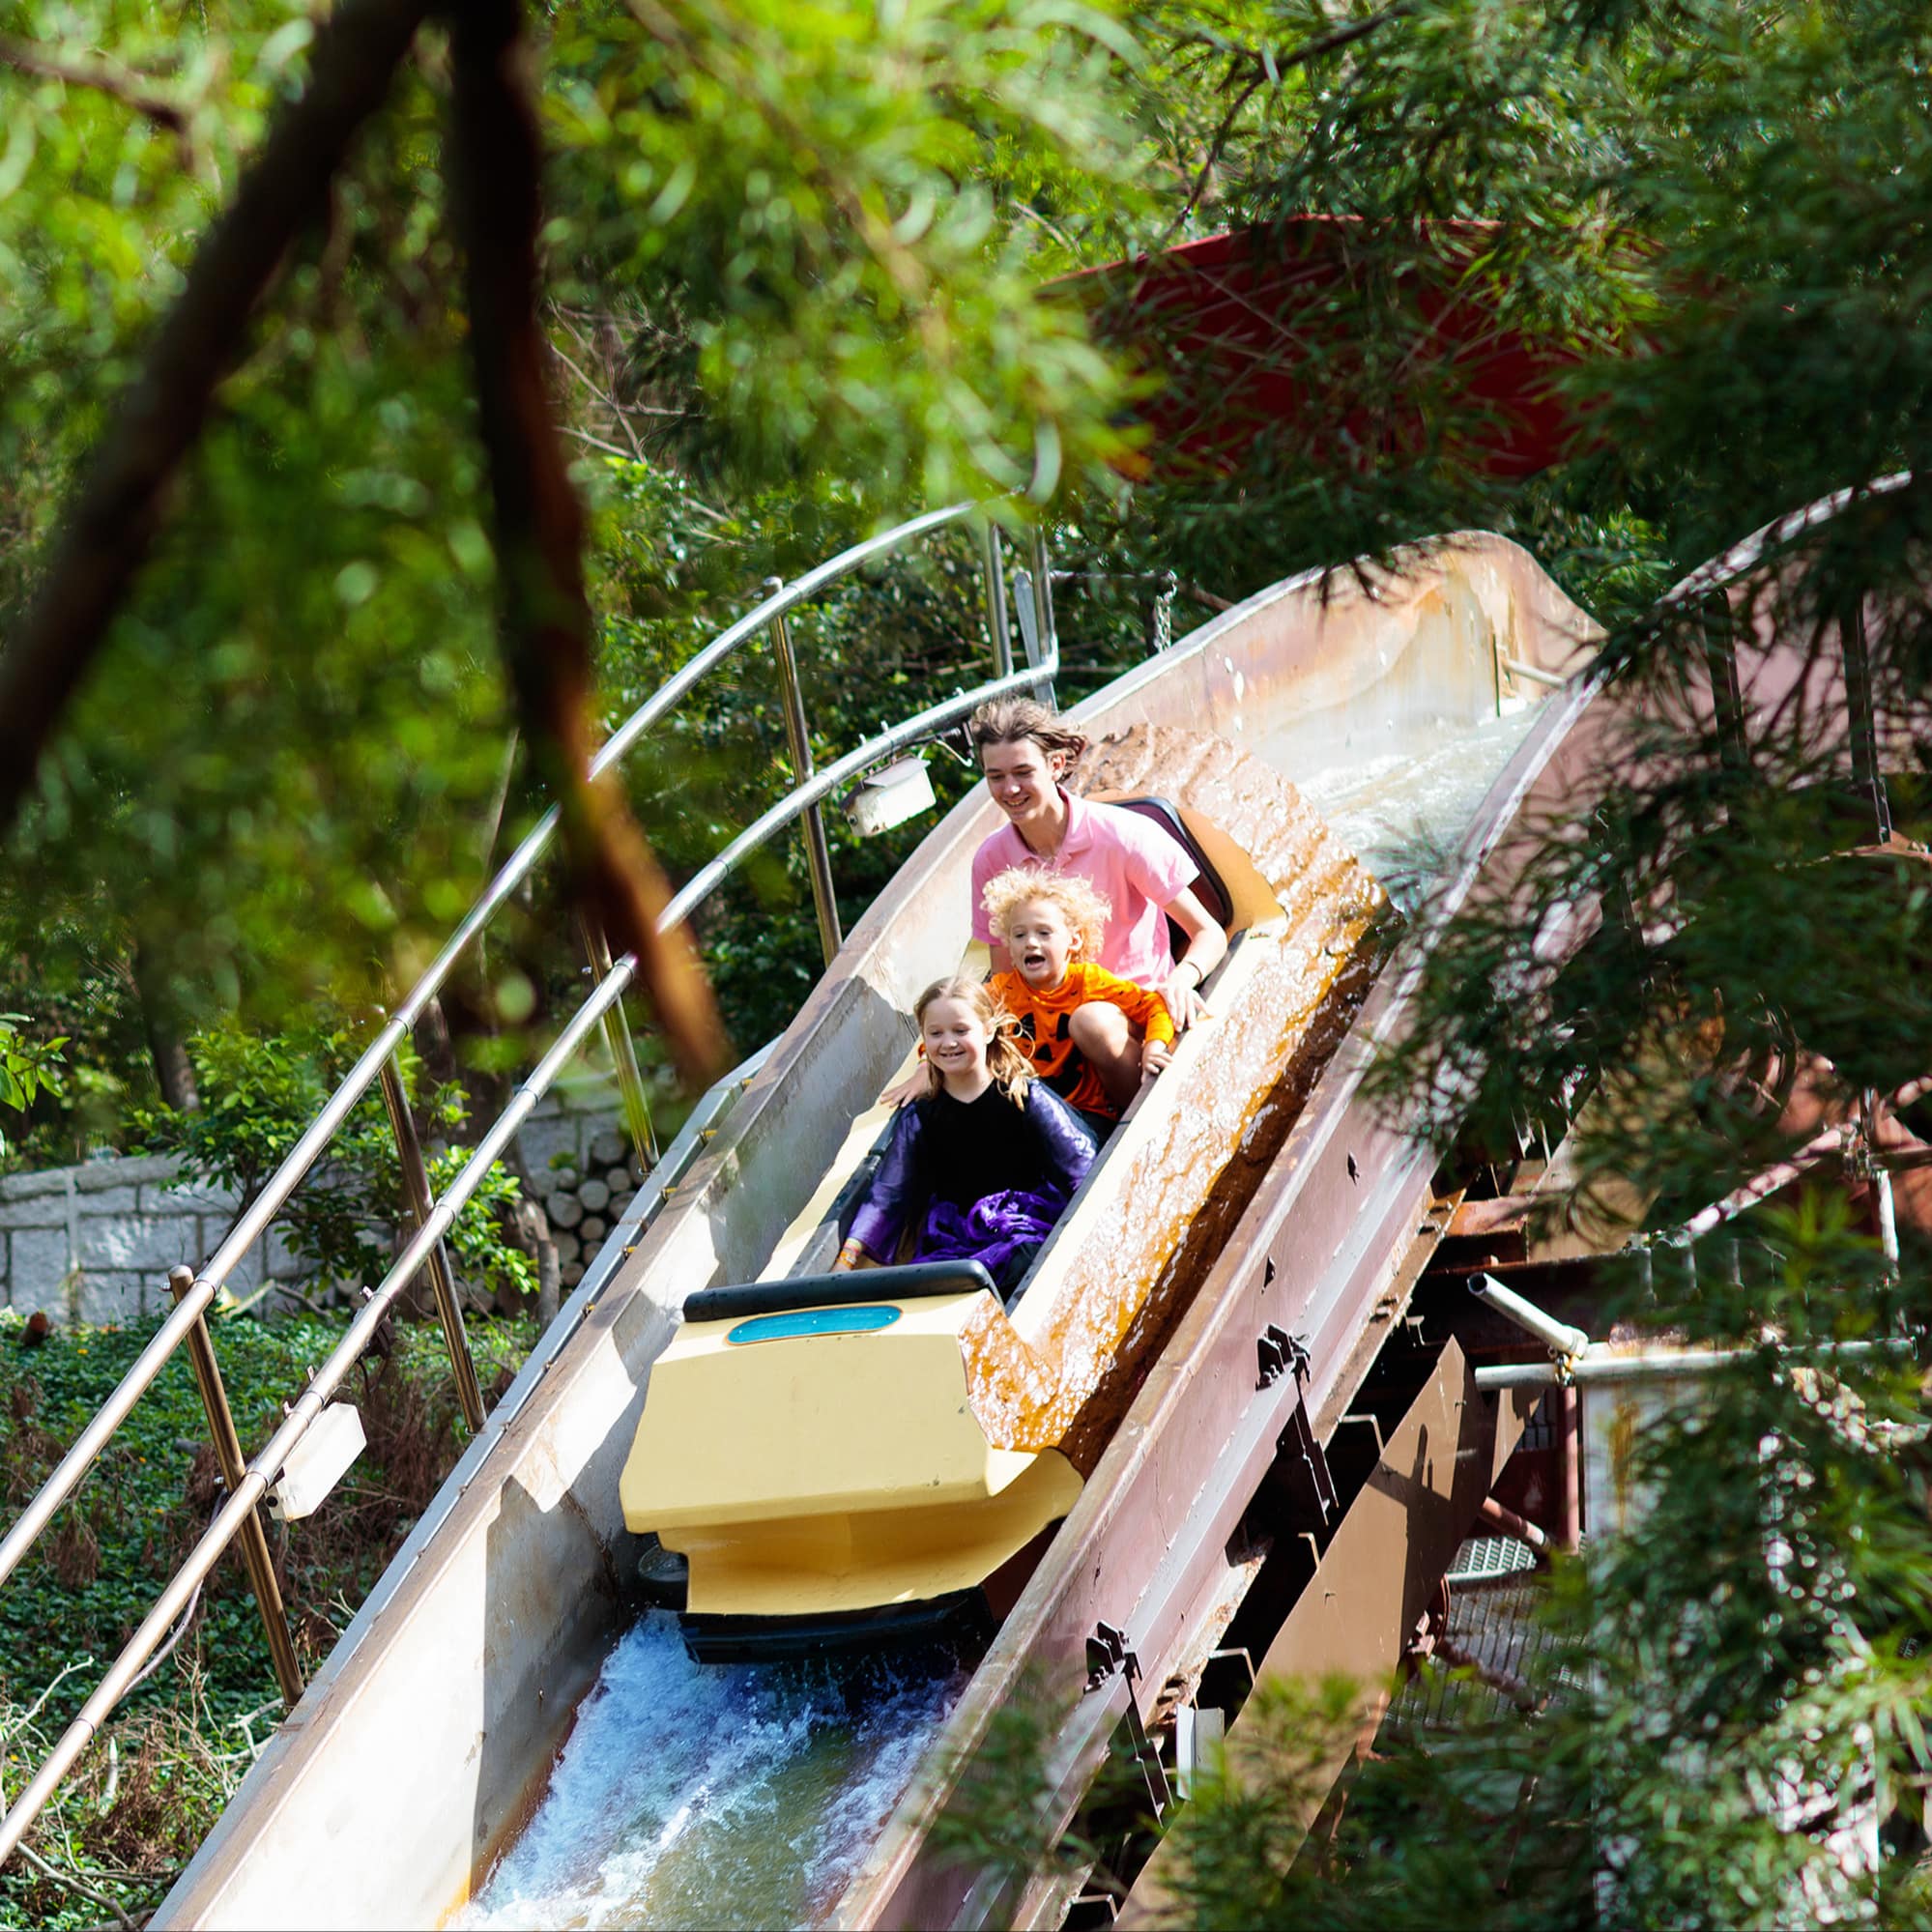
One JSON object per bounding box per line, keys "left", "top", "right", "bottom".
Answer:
{"left": 1070, "top": 1003, "right": 1143, "bottom": 1110}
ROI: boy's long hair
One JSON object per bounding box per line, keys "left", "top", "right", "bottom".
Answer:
{"left": 981, "top": 865, "right": 1110, "bottom": 965}
{"left": 913, "top": 975, "right": 1032, "bottom": 1106}
{"left": 968, "top": 696, "right": 1088, "bottom": 768}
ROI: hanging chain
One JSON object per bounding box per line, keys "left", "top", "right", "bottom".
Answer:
{"left": 1151, "top": 569, "right": 1178, "bottom": 652}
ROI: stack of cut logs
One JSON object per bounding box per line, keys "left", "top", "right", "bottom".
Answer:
{"left": 525, "top": 1127, "right": 636, "bottom": 1287}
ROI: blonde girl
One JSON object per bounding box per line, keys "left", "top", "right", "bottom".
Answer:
{"left": 835, "top": 975, "right": 1098, "bottom": 1299}
{"left": 913, "top": 974, "right": 1033, "bottom": 1102}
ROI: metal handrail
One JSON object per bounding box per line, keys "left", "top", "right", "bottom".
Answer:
{"left": 661, "top": 647, "right": 1062, "bottom": 931}
{"left": 0, "top": 963, "right": 635, "bottom": 1867}
{"left": 0, "top": 500, "right": 981, "bottom": 1600}
{"left": 0, "top": 499, "right": 1050, "bottom": 1865}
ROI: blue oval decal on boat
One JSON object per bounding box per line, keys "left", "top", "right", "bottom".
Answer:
{"left": 725, "top": 1305, "right": 903, "bottom": 1344}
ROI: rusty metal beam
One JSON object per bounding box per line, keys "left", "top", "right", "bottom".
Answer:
{"left": 1117, "top": 1339, "right": 1532, "bottom": 1927}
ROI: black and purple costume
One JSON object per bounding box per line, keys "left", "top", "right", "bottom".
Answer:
{"left": 847, "top": 1081, "right": 1098, "bottom": 1298}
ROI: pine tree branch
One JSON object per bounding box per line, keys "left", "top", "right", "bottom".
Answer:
{"left": 445, "top": 0, "right": 727, "bottom": 1083}
{"left": 0, "top": 0, "right": 436, "bottom": 841}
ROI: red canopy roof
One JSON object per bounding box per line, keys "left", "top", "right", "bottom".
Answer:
{"left": 1079, "top": 219, "right": 1587, "bottom": 482}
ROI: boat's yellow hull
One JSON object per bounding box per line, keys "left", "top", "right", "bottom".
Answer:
{"left": 620, "top": 1287, "right": 1082, "bottom": 1618}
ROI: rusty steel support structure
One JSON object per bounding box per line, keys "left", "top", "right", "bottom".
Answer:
{"left": 1119, "top": 1339, "right": 1537, "bottom": 1925}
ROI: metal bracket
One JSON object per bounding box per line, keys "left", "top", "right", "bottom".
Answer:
{"left": 1085, "top": 1619, "right": 1134, "bottom": 1691}
{"left": 1255, "top": 1322, "right": 1308, "bottom": 1390}
{"left": 1083, "top": 1621, "right": 1170, "bottom": 1819}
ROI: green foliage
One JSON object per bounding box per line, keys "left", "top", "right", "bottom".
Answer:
{"left": 545, "top": 0, "right": 1139, "bottom": 501}
{"left": 0, "top": 1309, "right": 534, "bottom": 1930}
{"left": 927, "top": 1677, "right": 1105, "bottom": 1895}
{"left": 0, "top": 1017, "right": 64, "bottom": 1152}
{"left": 134, "top": 1024, "right": 534, "bottom": 1305}
{"left": 0, "top": 923, "right": 164, "bottom": 1170}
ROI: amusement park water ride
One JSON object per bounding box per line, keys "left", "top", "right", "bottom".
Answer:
{"left": 4, "top": 221, "right": 1897, "bottom": 1930}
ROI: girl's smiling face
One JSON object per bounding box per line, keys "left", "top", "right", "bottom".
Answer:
{"left": 920, "top": 996, "right": 992, "bottom": 1085}
{"left": 1002, "top": 897, "right": 1079, "bottom": 990}
{"left": 980, "top": 737, "right": 1061, "bottom": 824}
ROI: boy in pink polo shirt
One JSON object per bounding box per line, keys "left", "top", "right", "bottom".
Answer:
{"left": 966, "top": 698, "right": 1226, "bottom": 1027}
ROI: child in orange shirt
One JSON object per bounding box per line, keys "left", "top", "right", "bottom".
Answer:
{"left": 982, "top": 866, "right": 1175, "bottom": 1119}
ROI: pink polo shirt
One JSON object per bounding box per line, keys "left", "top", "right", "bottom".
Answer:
{"left": 970, "top": 789, "right": 1198, "bottom": 989}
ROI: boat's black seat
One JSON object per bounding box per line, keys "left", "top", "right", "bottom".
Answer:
{"left": 1109, "top": 794, "right": 1235, "bottom": 948}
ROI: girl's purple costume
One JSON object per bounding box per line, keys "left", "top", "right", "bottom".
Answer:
{"left": 847, "top": 1080, "right": 1098, "bottom": 1299}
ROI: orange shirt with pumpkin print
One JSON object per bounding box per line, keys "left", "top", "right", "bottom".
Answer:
{"left": 990, "top": 961, "right": 1175, "bottom": 1118}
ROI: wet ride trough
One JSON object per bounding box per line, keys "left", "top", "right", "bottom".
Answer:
{"left": 148, "top": 531, "right": 1597, "bottom": 1929}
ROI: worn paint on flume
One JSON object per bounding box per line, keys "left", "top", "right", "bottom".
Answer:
{"left": 155, "top": 535, "right": 1597, "bottom": 1932}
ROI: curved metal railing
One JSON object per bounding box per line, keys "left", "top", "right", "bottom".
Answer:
{"left": 0, "top": 502, "right": 1061, "bottom": 1867}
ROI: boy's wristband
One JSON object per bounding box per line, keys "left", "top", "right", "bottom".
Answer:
{"left": 839, "top": 1236, "right": 871, "bottom": 1266}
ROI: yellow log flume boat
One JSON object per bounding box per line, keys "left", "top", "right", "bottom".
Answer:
{"left": 621, "top": 728, "right": 1391, "bottom": 1658}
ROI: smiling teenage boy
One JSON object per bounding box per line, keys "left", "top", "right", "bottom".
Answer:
{"left": 966, "top": 699, "right": 1226, "bottom": 1029}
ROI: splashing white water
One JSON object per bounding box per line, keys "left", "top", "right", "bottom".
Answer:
{"left": 1292, "top": 705, "right": 1546, "bottom": 908}
{"left": 456, "top": 1614, "right": 965, "bottom": 1931}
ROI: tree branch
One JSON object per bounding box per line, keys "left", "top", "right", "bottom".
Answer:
{"left": 0, "top": 0, "right": 436, "bottom": 840}
{"left": 445, "top": 0, "right": 726, "bottom": 1082}
{"left": 0, "top": 34, "right": 189, "bottom": 148}
{"left": 1158, "top": 2, "right": 1411, "bottom": 249}
{"left": 1163, "top": 70, "right": 1264, "bottom": 248}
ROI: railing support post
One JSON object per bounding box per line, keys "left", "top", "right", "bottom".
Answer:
{"left": 1026, "top": 525, "right": 1058, "bottom": 708}
{"left": 578, "top": 912, "right": 659, "bottom": 1169}
{"left": 980, "top": 523, "right": 1014, "bottom": 680}
{"left": 765, "top": 578, "right": 843, "bottom": 968}
{"left": 377, "top": 1055, "right": 487, "bottom": 1433}
{"left": 164, "top": 1264, "right": 304, "bottom": 1712}
{"left": 1842, "top": 595, "right": 1893, "bottom": 840}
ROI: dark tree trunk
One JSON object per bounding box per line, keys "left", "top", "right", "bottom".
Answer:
{"left": 130, "top": 942, "right": 199, "bottom": 1113}
{"left": 444, "top": 0, "right": 727, "bottom": 1085}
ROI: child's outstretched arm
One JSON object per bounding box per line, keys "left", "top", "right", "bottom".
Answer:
{"left": 1093, "top": 969, "right": 1176, "bottom": 1081}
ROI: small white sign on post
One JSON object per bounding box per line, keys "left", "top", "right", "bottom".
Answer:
{"left": 271, "top": 1401, "right": 367, "bottom": 1521}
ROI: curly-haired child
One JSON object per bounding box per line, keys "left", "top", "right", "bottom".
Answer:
{"left": 982, "top": 865, "right": 1176, "bottom": 1120}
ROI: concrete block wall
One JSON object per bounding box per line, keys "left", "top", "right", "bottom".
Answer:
{"left": 0, "top": 1088, "right": 624, "bottom": 1327}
